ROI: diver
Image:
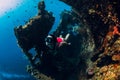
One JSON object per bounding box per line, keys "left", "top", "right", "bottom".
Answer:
{"left": 45, "top": 33, "right": 71, "bottom": 50}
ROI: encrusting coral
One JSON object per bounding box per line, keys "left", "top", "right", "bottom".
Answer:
{"left": 14, "top": 0, "right": 120, "bottom": 80}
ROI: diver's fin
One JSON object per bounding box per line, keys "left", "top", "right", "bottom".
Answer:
{"left": 65, "top": 33, "right": 70, "bottom": 41}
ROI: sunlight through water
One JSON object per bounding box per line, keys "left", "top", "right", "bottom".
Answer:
{"left": 0, "top": 0, "right": 23, "bottom": 17}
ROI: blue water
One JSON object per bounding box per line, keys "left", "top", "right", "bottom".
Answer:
{"left": 0, "top": 0, "right": 71, "bottom": 79}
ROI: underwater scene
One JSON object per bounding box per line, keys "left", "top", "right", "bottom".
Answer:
{"left": 0, "top": 0, "right": 120, "bottom": 80}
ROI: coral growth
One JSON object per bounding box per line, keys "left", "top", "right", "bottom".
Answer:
{"left": 26, "top": 65, "right": 54, "bottom": 80}
{"left": 61, "top": 0, "right": 120, "bottom": 80}
{"left": 92, "top": 36, "right": 120, "bottom": 80}
{"left": 14, "top": 0, "right": 120, "bottom": 80}
{"left": 93, "top": 64, "right": 120, "bottom": 80}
